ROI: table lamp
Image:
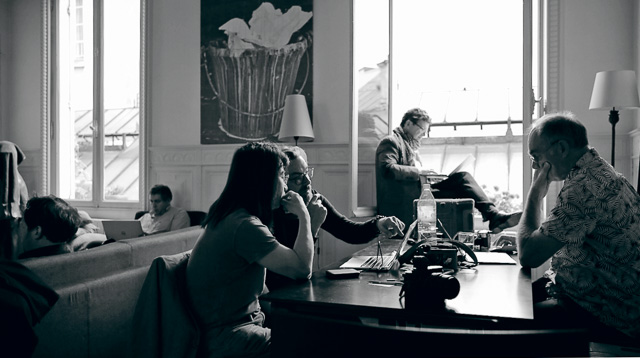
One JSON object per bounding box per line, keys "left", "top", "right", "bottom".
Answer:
{"left": 278, "top": 94, "right": 314, "bottom": 146}
{"left": 589, "top": 70, "right": 640, "bottom": 168}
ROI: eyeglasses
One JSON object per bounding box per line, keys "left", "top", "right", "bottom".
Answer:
{"left": 287, "top": 167, "right": 314, "bottom": 185}
{"left": 529, "top": 140, "right": 560, "bottom": 166}
{"left": 414, "top": 121, "right": 426, "bottom": 131}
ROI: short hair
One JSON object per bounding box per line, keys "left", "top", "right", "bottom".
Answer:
{"left": 281, "top": 145, "right": 308, "bottom": 162}
{"left": 23, "top": 195, "right": 81, "bottom": 243}
{"left": 529, "top": 111, "right": 589, "bottom": 148}
{"left": 202, "top": 142, "right": 289, "bottom": 228}
{"left": 400, "top": 108, "right": 431, "bottom": 127}
{"left": 149, "top": 184, "right": 172, "bottom": 201}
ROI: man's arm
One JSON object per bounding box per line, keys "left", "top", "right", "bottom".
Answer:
{"left": 376, "top": 137, "right": 421, "bottom": 181}
{"left": 171, "top": 208, "right": 191, "bottom": 231}
{"left": 319, "top": 194, "right": 380, "bottom": 244}
{"left": 517, "top": 162, "right": 564, "bottom": 268}
{"left": 259, "top": 192, "right": 314, "bottom": 280}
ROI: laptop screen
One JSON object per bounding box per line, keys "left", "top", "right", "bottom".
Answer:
{"left": 102, "top": 220, "right": 144, "bottom": 241}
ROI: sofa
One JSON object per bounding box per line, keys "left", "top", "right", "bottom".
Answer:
{"left": 19, "top": 226, "right": 203, "bottom": 358}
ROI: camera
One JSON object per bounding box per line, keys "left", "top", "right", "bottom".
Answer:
{"left": 401, "top": 254, "right": 460, "bottom": 311}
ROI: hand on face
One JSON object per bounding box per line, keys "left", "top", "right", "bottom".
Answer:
{"left": 280, "top": 191, "right": 308, "bottom": 218}
{"left": 376, "top": 216, "right": 405, "bottom": 238}
{"left": 531, "top": 161, "right": 552, "bottom": 200}
{"left": 307, "top": 193, "right": 327, "bottom": 236}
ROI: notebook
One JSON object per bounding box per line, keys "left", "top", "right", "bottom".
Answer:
{"left": 339, "top": 221, "right": 417, "bottom": 271}
{"left": 102, "top": 220, "right": 145, "bottom": 241}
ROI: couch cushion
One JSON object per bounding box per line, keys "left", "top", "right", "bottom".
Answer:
{"left": 87, "top": 266, "right": 149, "bottom": 358}
{"left": 119, "top": 226, "right": 202, "bottom": 268}
{"left": 32, "top": 283, "right": 91, "bottom": 357}
{"left": 21, "top": 243, "right": 133, "bottom": 289}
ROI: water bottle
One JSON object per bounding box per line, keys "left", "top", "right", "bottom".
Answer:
{"left": 414, "top": 183, "right": 437, "bottom": 240}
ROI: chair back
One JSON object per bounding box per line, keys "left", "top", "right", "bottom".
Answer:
{"left": 186, "top": 211, "right": 206, "bottom": 227}
{"left": 132, "top": 251, "right": 200, "bottom": 358}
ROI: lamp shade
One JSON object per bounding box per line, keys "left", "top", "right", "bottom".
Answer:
{"left": 278, "top": 94, "right": 314, "bottom": 143}
{"left": 589, "top": 70, "right": 640, "bottom": 110}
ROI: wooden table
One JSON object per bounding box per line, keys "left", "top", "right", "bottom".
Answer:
{"left": 262, "top": 237, "right": 533, "bottom": 325}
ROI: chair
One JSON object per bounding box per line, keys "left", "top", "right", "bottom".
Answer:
{"left": 270, "top": 308, "right": 590, "bottom": 357}
{"left": 132, "top": 251, "right": 201, "bottom": 358}
{"left": 134, "top": 210, "right": 206, "bottom": 227}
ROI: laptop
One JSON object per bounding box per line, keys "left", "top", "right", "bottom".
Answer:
{"left": 102, "top": 220, "right": 145, "bottom": 241}
{"left": 421, "top": 154, "right": 476, "bottom": 185}
{"left": 339, "top": 221, "right": 417, "bottom": 271}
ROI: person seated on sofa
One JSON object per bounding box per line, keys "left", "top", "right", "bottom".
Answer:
{"left": 17, "top": 195, "right": 85, "bottom": 259}
{"left": 138, "top": 184, "right": 190, "bottom": 235}
{"left": 375, "top": 107, "right": 521, "bottom": 232}
{"left": 267, "top": 145, "right": 405, "bottom": 290}
{"left": 186, "top": 142, "right": 314, "bottom": 357}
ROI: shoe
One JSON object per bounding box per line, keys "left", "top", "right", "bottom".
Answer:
{"left": 488, "top": 211, "right": 522, "bottom": 233}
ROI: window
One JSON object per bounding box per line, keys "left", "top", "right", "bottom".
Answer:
{"left": 350, "top": 0, "right": 543, "bottom": 217}
{"left": 74, "top": 0, "right": 85, "bottom": 65}
{"left": 53, "top": 0, "right": 146, "bottom": 208}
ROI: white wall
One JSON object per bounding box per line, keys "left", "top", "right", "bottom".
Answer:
{"left": 0, "top": 0, "right": 10, "bottom": 137}
{"left": 0, "top": 0, "right": 40, "bottom": 151}
{"left": 148, "top": 0, "right": 201, "bottom": 146}
{"left": 560, "top": 0, "right": 638, "bottom": 136}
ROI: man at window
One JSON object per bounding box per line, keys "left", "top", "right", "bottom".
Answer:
{"left": 138, "top": 185, "right": 190, "bottom": 235}
{"left": 375, "top": 108, "right": 521, "bottom": 232}
{"left": 518, "top": 112, "right": 640, "bottom": 340}
{"left": 267, "top": 146, "right": 405, "bottom": 290}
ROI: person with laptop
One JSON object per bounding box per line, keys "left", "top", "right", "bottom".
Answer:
{"left": 186, "top": 142, "right": 314, "bottom": 358}
{"left": 375, "top": 107, "right": 521, "bottom": 232}
{"left": 518, "top": 112, "right": 640, "bottom": 341}
{"left": 138, "top": 184, "right": 190, "bottom": 235}
{"left": 267, "top": 145, "right": 405, "bottom": 290}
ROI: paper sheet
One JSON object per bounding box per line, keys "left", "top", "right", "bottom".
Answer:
{"left": 474, "top": 251, "right": 517, "bottom": 265}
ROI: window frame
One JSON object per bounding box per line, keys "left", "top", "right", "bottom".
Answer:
{"left": 349, "top": 0, "right": 546, "bottom": 218}
{"left": 41, "top": 0, "right": 148, "bottom": 211}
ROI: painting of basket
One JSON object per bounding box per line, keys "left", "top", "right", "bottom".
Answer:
{"left": 205, "top": 39, "right": 308, "bottom": 141}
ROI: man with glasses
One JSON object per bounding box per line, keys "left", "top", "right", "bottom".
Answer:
{"left": 519, "top": 111, "right": 640, "bottom": 341}
{"left": 267, "top": 146, "right": 405, "bottom": 290}
{"left": 375, "top": 107, "right": 521, "bottom": 232}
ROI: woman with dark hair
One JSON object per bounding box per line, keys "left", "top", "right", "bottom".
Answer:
{"left": 186, "top": 142, "right": 313, "bottom": 357}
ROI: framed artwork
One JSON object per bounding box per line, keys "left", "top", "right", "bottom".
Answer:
{"left": 200, "top": 0, "right": 313, "bottom": 144}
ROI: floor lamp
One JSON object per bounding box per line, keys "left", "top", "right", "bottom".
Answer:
{"left": 278, "top": 94, "right": 314, "bottom": 146}
{"left": 589, "top": 70, "right": 640, "bottom": 192}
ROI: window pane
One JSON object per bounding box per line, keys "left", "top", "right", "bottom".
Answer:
{"left": 354, "top": 0, "right": 389, "bottom": 208}
{"left": 103, "top": 0, "right": 140, "bottom": 201}
{"left": 394, "top": 0, "right": 524, "bottom": 212}
{"left": 392, "top": 0, "right": 523, "bottom": 134}
{"left": 353, "top": 0, "right": 527, "bottom": 216}
{"left": 58, "top": 0, "right": 94, "bottom": 201}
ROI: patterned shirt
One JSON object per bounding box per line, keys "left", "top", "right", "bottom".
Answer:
{"left": 139, "top": 205, "right": 190, "bottom": 234}
{"left": 540, "top": 148, "right": 640, "bottom": 338}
